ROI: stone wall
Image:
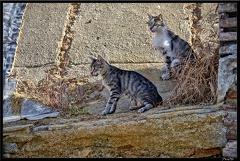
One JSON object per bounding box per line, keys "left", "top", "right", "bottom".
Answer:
{"left": 8, "top": 3, "right": 219, "bottom": 109}
{"left": 3, "top": 3, "right": 26, "bottom": 97}
{"left": 217, "top": 3, "right": 237, "bottom": 158}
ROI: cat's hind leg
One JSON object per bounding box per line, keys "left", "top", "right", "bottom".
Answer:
{"left": 170, "top": 58, "right": 180, "bottom": 68}
{"left": 129, "top": 99, "right": 144, "bottom": 111}
{"left": 138, "top": 103, "right": 153, "bottom": 113}
{"left": 162, "top": 72, "right": 171, "bottom": 80}
{"left": 129, "top": 105, "right": 142, "bottom": 111}
{"left": 160, "top": 65, "right": 168, "bottom": 72}
{"left": 161, "top": 56, "right": 171, "bottom": 80}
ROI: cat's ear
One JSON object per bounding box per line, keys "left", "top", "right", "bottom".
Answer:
{"left": 97, "top": 55, "right": 104, "bottom": 63}
{"left": 89, "top": 56, "right": 96, "bottom": 63}
{"left": 157, "top": 14, "right": 163, "bottom": 20}
{"left": 147, "top": 13, "right": 153, "bottom": 19}
{"left": 89, "top": 56, "right": 95, "bottom": 61}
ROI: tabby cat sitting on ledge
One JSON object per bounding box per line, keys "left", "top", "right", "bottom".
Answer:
{"left": 147, "top": 13, "right": 196, "bottom": 80}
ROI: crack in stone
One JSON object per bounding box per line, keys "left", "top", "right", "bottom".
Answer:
{"left": 56, "top": 3, "right": 81, "bottom": 69}
{"left": 14, "top": 62, "right": 55, "bottom": 69}
{"left": 183, "top": 3, "right": 203, "bottom": 47}
{"left": 69, "top": 62, "right": 163, "bottom": 67}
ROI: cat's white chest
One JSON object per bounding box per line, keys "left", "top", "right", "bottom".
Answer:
{"left": 152, "top": 34, "right": 171, "bottom": 51}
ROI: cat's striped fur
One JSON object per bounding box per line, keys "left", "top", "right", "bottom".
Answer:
{"left": 147, "top": 13, "right": 195, "bottom": 80}
{"left": 90, "top": 55, "right": 163, "bottom": 115}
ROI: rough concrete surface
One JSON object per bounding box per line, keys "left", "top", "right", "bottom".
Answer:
{"left": 69, "top": 3, "right": 191, "bottom": 64}
{"left": 11, "top": 3, "right": 71, "bottom": 84}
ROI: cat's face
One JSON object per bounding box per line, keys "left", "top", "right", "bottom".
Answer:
{"left": 90, "top": 55, "right": 105, "bottom": 76}
{"left": 147, "top": 13, "right": 165, "bottom": 32}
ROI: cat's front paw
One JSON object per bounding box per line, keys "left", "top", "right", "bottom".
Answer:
{"left": 101, "top": 110, "right": 107, "bottom": 115}
{"left": 162, "top": 72, "right": 171, "bottom": 80}
{"left": 137, "top": 108, "right": 145, "bottom": 113}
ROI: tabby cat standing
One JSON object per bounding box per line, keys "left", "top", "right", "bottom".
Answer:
{"left": 90, "top": 55, "right": 163, "bottom": 115}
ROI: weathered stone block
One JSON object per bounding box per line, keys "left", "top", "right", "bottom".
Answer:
{"left": 219, "top": 17, "right": 237, "bottom": 28}
{"left": 219, "top": 32, "right": 237, "bottom": 41}
{"left": 3, "top": 153, "right": 11, "bottom": 158}
{"left": 222, "top": 104, "right": 237, "bottom": 111}
{"left": 223, "top": 147, "right": 237, "bottom": 158}
{"left": 217, "top": 54, "right": 237, "bottom": 103}
{"left": 20, "top": 99, "right": 51, "bottom": 118}
{"left": 219, "top": 44, "right": 237, "bottom": 56}
{"left": 226, "top": 90, "right": 237, "bottom": 99}
{"left": 218, "top": 3, "right": 237, "bottom": 13}
{"left": 3, "top": 78, "right": 18, "bottom": 100}
{"left": 226, "top": 127, "right": 237, "bottom": 140}
{"left": 223, "top": 141, "right": 237, "bottom": 158}
{"left": 225, "top": 140, "right": 237, "bottom": 149}
{"left": 3, "top": 97, "right": 12, "bottom": 117}
{"left": 12, "top": 3, "right": 70, "bottom": 67}
{"left": 225, "top": 98, "right": 237, "bottom": 107}
{"left": 4, "top": 143, "right": 18, "bottom": 153}
{"left": 226, "top": 111, "right": 237, "bottom": 119}
{"left": 11, "top": 3, "right": 71, "bottom": 84}
{"left": 223, "top": 118, "right": 237, "bottom": 127}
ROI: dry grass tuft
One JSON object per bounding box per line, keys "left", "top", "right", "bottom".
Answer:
{"left": 165, "top": 48, "right": 219, "bottom": 106}
{"left": 15, "top": 66, "right": 103, "bottom": 112}
{"left": 165, "top": 3, "right": 219, "bottom": 106}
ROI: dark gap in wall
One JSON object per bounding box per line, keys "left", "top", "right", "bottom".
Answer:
{"left": 227, "top": 12, "right": 237, "bottom": 17}
{"left": 223, "top": 28, "right": 237, "bottom": 32}
{"left": 220, "top": 41, "right": 237, "bottom": 46}
{"left": 232, "top": 68, "right": 237, "bottom": 74}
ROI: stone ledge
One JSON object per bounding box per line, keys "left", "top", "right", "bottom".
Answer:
{"left": 3, "top": 105, "right": 227, "bottom": 158}
{"left": 3, "top": 124, "right": 33, "bottom": 136}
